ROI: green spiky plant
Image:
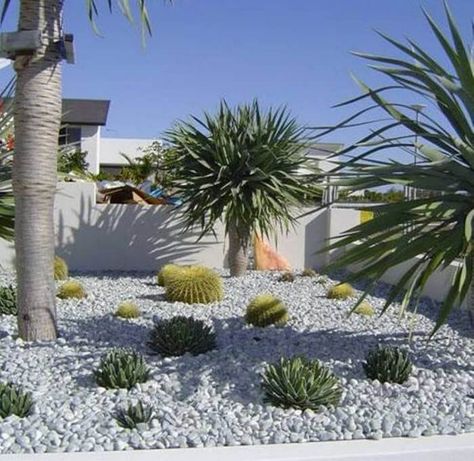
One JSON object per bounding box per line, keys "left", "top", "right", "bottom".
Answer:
{"left": 57, "top": 280, "right": 86, "bottom": 299}
{"left": 157, "top": 263, "right": 182, "bottom": 287}
{"left": 0, "top": 284, "right": 16, "bottom": 315}
{"left": 278, "top": 271, "right": 295, "bottom": 283}
{"left": 54, "top": 255, "right": 68, "bottom": 281}
{"left": 245, "top": 294, "right": 289, "bottom": 327}
{"left": 95, "top": 349, "right": 150, "bottom": 390}
{"left": 148, "top": 316, "right": 216, "bottom": 357}
{"left": 115, "top": 301, "right": 140, "bottom": 319}
{"left": 327, "top": 283, "right": 355, "bottom": 300}
{"left": 363, "top": 346, "right": 413, "bottom": 384}
{"left": 261, "top": 356, "right": 342, "bottom": 411}
{"left": 165, "top": 100, "right": 320, "bottom": 277}
{"left": 0, "top": 382, "right": 33, "bottom": 418}
{"left": 165, "top": 265, "right": 223, "bottom": 304}
{"left": 315, "top": 3, "right": 474, "bottom": 335}
{"left": 113, "top": 400, "right": 154, "bottom": 429}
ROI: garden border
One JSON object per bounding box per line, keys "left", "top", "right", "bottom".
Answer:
{"left": 7, "top": 433, "right": 474, "bottom": 461}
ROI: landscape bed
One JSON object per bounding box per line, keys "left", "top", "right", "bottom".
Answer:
{"left": 0, "top": 270, "right": 472, "bottom": 454}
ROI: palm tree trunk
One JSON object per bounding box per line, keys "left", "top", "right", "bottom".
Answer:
{"left": 13, "top": 0, "right": 63, "bottom": 341}
{"left": 228, "top": 221, "right": 249, "bottom": 277}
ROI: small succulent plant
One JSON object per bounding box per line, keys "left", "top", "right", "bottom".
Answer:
{"left": 0, "top": 285, "right": 16, "bottom": 315}
{"left": 57, "top": 279, "right": 86, "bottom": 299}
{"left": 115, "top": 301, "right": 140, "bottom": 319}
{"left": 363, "top": 346, "right": 413, "bottom": 384}
{"left": 95, "top": 349, "right": 150, "bottom": 389}
{"left": 0, "top": 382, "right": 33, "bottom": 419}
{"left": 165, "top": 265, "right": 223, "bottom": 304}
{"left": 245, "top": 294, "right": 288, "bottom": 327}
{"left": 326, "top": 283, "right": 354, "bottom": 300}
{"left": 301, "top": 268, "right": 317, "bottom": 277}
{"left": 353, "top": 301, "right": 375, "bottom": 316}
{"left": 148, "top": 316, "right": 216, "bottom": 357}
{"left": 113, "top": 400, "right": 154, "bottom": 429}
{"left": 278, "top": 271, "right": 295, "bottom": 283}
{"left": 261, "top": 356, "right": 342, "bottom": 411}
{"left": 157, "top": 263, "right": 182, "bottom": 287}
{"left": 54, "top": 255, "right": 69, "bottom": 281}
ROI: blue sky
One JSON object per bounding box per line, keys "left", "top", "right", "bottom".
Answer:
{"left": 0, "top": 0, "right": 472, "bottom": 148}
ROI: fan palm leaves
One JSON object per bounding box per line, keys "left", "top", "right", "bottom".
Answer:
{"left": 165, "top": 100, "right": 320, "bottom": 276}
{"left": 315, "top": 2, "right": 473, "bottom": 335}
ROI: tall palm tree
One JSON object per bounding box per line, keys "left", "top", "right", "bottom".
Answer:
{"left": 1, "top": 0, "right": 170, "bottom": 341}
{"left": 166, "top": 100, "right": 320, "bottom": 276}
{"left": 316, "top": 3, "right": 473, "bottom": 335}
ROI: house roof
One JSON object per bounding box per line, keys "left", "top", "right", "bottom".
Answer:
{"left": 61, "top": 99, "right": 110, "bottom": 126}
{"left": 306, "top": 143, "right": 343, "bottom": 158}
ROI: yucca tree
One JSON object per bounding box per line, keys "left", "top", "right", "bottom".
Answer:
{"left": 316, "top": 3, "right": 473, "bottom": 335}
{"left": 166, "top": 100, "right": 319, "bottom": 276}
{"left": 1, "top": 0, "right": 170, "bottom": 341}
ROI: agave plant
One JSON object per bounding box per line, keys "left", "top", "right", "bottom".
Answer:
{"left": 316, "top": 3, "right": 474, "bottom": 335}
{"left": 165, "top": 100, "right": 319, "bottom": 276}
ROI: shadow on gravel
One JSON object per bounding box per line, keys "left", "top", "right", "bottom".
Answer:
{"left": 136, "top": 293, "right": 167, "bottom": 302}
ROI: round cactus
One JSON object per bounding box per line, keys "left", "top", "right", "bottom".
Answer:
{"left": 353, "top": 301, "right": 375, "bottom": 316}
{"left": 54, "top": 255, "right": 69, "bottom": 281}
{"left": 0, "top": 285, "right": 16, "bottom": 316}
{"left": 327, "top": 283, "right": 354, "bottom": 300}
{"left": 245, "top": 294, "right": 288, "bottom": 327}
{"left": 165, "top": 265, "right": 223, "bottom": 304}
{"left": 301, "top": 268, "right": 317, "bottom": 278}
{"left": 115, "top": 301, "right": 140, "bottom": 319}
{"left": 57, "top": 280, "right": 86, "bottom": 299}
{"left": 278, "top": 272, "right": 295, "bottom": 283}
{"left": 157, "top": 263, "right": 183, "bottom": 287}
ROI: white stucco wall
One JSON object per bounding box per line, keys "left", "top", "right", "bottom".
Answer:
{"left": 80, "top": 125, "right": 101, "bottom": 174}
{"left": 99, "top": 137, "right": 157, "bottom": 166}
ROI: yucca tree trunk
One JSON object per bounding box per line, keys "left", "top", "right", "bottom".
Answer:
{"left": 13, "top": 0, "right": 62, "bottom": 341}
{"left": 228, "top": 221, "right": 249, "bottom": 277}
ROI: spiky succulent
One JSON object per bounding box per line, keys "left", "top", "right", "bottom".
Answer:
{"left": 0, "top": 284, "right": 16, "bottom": 315}
{"left": 261, "top": 356, "right": 342, "bottom": 411}
{"left": 157, "top": 263, "right": 183, "bottom": 287}
{"left": 301, "top": 268, "right": 317, "bottom": 278}
{"left": 148, "top": 316, "right": 216, "bottom": 357}
{"left": 327, "top": 283, "right": 354, "bottom": 300}
{"left": 353, "top": 301, "right": 375, "bottom": 316}
{"left": 278, "top": 272, "right": 295, "bottom": 283}
{"left": 165, "top": 265, "right": 223, "bottom": 304}
{"left": 363, "top": 346, "right": 413, "bottom": 384}
{"left": 113, "top": 400, "right": 154, "bottom": 429}
{"left": 95, "top": 349, "right": 150, "bottom": 390}
{"left": 115, "top": 301, "right": 140, "bottom": 319}
{"left": 245, "top": 294, "right": 289, "bottom": 327}
{"left": 0, "top": 382, "right": 33, "bottom": 419}
{"left": 54, "top": 255, "right": 69, "bottom": 281}
{"left": 57, "top": 279, "right": 86, "bottom": 299}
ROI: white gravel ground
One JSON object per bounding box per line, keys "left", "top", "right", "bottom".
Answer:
{"left": 0, "top": 270, "right": 473, "bottom": 454}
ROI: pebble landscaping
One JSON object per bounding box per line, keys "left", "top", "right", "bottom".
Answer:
{"left": 0, "top": 270, "right": 473, "bottom": 454}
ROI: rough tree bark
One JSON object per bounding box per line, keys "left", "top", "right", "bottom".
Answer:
{"left": 228, "top": 221, "right": 249, "bottom": 277}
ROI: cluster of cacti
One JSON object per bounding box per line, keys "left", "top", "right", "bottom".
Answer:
{"left": 353, "top": 301, "right": 375, "bottom": 316}
{"left": 261, "top": 356, "right": 342, "bottom": 411}
{"left": 54, "top": 255, "right": 69, "bottom": 281}
{"left": 278, "top": 271, "right": 295, "bottom": 283}
{"left": 326, "top": 282, "right": 354, "bottom": 300}
{"left": 245, "top": 294, "right": 288, "bottom": 327}
{"left": 0, "top": 382, "right": 33, "bottom": 418}
{"left": 95, "top": 349, "right": 150, "bottom": 389}
{"left": 157, "top": 263, "right": 183, "bottom": 287}
{"left": 165, "top": 265, "right": 223, "bottom": 304}
{"left": 57, "top": 280, "right": 86, "bottom": 299}
{"left": 115, "top": 301, "right": 140, "bottom": 319}
{"left": 0, "top": 285, "right": 16, "bottom": 316}
{"left": 114, "top": 400, "right": 154, "bottom": 429}
{"left": 148, "top": 316, "right": 216, "bottom": 357}
{"left": 363, "top": 346, "right": 413, "bottom": 384}
{"left": 301, "top": 268, "right": 317, "bottom": 278}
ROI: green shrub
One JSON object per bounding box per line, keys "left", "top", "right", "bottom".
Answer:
{"left": 114, "top": 400, "right": 154, "bottom": 429}
{"left": 363, "top": 346, "right": 412, "bottom": 384}
{"left": 157, "top": 263, "right": 182, "bottom": 287}
{"left": 278, "top": 271, "right": 295, "bottom": 283}
{"left": 0, "top": 285, "right": 16, "bottom": 316}
{"left": 261, "top": 356, "right": 342, "bottom": 411}
{"left": 0, "top": 382, "right": 33, "bottom": 419}
{"left": 245, "top": 294, "right": 288, "bottom": 327}
{"left": 115, "top": 301, "right": 140, "bottom": 319}
{"left": 327, "top": 283, "right": 354, "bottom": 300}
{"left": 148, "top": 316, "right": 216, "bottom": 357}
{"left": 353, "top": 301, "right": 375, "bottom": 316}
{"left": 95, "top": 349, "right": 150, "bottom": 390}
{"left": 165, "top": 265, "right": 223, "bottom": 304}
{"left": 301, "top": 268, "right": 317, "bottom": 278}
{"left": 57, "top": 280, "right": 86, "bottom": 299}
{"left": 54, "top": 255, "right": 68, "bottom": 281}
